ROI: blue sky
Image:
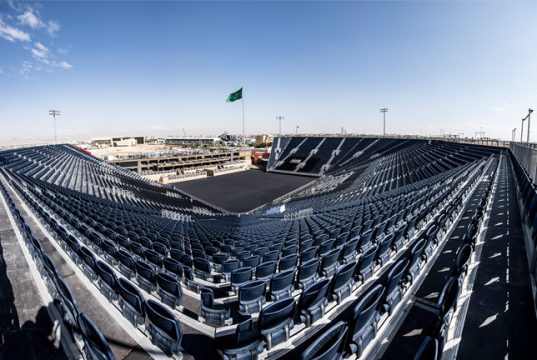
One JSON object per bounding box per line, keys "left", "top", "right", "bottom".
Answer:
{"left": 1, "top": 1, "right": 537, "bottom": 144}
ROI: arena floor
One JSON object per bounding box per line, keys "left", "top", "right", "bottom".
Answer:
{"left": 172, "top": 169, "right": 314, "bottom": 212}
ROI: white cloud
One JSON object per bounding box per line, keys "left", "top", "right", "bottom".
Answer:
{"left": 0, "top": 18, "right": 31, "bottom": 42}
{"left": 18, "top": 10, "right": 41, "bottom": 29}
{"left": 31, "top": 42, "right": 49, "bottom": 58}
{"left": 56, "top": 60, "right": 73, "bottom": 70}
{"left": 16, "top": 9, "right": 60, "bottom": 36}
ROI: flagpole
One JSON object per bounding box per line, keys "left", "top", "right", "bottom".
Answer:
{"left": 242, "top": 87, "right": 245, "bottom": 145}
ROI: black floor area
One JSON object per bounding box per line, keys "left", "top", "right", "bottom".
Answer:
{"left": 173, "top": 170, "right": 313, "bottom": 213}
{"left": 456, "top": 156, "right": 537, "bottom": 360}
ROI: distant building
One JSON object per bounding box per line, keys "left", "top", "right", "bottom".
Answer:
{"left": 255, "top": 134, "right": 272, "bottom": 146}
{"left": 165, "top": 137, "right": 220, "bottom": 146}
{"left": 91, "top": 136, "right": 145, "bottom": 147}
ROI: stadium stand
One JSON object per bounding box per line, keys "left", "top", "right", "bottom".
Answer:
{"left": 0, "top": 138, "right": 535, "bottom": 360}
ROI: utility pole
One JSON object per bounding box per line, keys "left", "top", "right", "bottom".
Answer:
{"left": 380, "top": 108, "right": 388, "bottom": 136}
{"left": 49, "top": 110, "right": 61, "bottom": 145}
{"left": 276, "top": 116, "right": 285, "bottom": 136}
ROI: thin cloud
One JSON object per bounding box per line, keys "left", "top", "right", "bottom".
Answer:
{"left": 18, "top": 10, "right": 41, "bottom": 29}
{"left": 16, "top": 8, "right": 60, "bottom": 36}
{"left": 0, "top": 18, "right": 31, "bottom": 42}
{"left": 55, "top": 60, "right": 72, "bottom": 70}
{"left": 31, "top": 41, "right": 49, "bottom": 58}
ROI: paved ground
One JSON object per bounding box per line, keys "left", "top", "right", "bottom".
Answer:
{"left": 173, "top": 170, "right": 313, "bottom": 212}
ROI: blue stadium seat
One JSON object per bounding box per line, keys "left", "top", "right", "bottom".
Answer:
{"left": 145, "top": 299, "right": 183, "bottom": 355}
{"left": 259, "top": 297, "right": 295, "bottom": 350}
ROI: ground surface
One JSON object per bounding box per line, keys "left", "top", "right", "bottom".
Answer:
{"left": 173, "top": 170, "right": 314, "bottom": 212}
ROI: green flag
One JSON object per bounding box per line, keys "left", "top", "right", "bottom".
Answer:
{"left": 226, "top": 88, "right": 243, "bottom": 103}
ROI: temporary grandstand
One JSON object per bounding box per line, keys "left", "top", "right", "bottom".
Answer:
{"left": 0, "top": 137, "right": 536, "bottom": 360}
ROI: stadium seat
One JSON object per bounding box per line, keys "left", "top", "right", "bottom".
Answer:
{"left": 297, "top": 258, "right": 320, "bottom": 290}
{"left": 200, "top": 287, "right": 230, "bottom": 326}
{"left": 355, "top": 245, "right": 377, "bottom": 282}
{"left": 256, "top": 260, "right": 277, "bottom": 281}
{"left": 78, "top": 313, "right": 115, "bottom": 360}
{"left": 298, "top": 278, "right": 330, "bottom": 326}
{"left": 301, "top": 321, "right": 347, "bottom": 360}
{"left": 96, "top": 260, "right": 119, "bottom": 301}
{"left": 320, "top": 248, "right": 341, "bottom": 278}
{"left": 231, "top": 267, "right": 253, "bottom": 292}
{"left": 329, "top": 261, "right": 356, "bottom": 304}
{"left": 238, "top": 279, "right": 267, "bottom": 315}
{"left": 222, "top": 317, "right": 263, "bottom": 360}
{"left": 383, "top": 259, "right": 409, "bottom": 315}
{"left": 135, "top": 259, "right": 157, "bottom": 292}
{"left": 259, "top": 297, "right": 296, "bottom": 350}
{"left": 117, "top": 278, "right": 145, "bottom": 327}
{"left": 156, "top": 272, "right": 183, "bottom": 308}
{"left": 145, "top": 299, "right": 183, "bottom": 355}
{"left": 347, "top": 284, "right": 385, "bottom": 357}
{"left": 269, "top": 269, "right": 295, "bottom": 301}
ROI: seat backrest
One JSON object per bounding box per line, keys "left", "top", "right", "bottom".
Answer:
{"left": 145, "top": 299, "right": 182, "bottom": 342}
{"left": 135, "top": 260, "right": 156, "bottom": 281}
{"left": 271, "top": 269, "right": 295, "bottom": 292}
{"left": 222, "top": 259, "right": 240, "bottom": 274}
{"left": 193, "top": 257, "right": 211, "bottom": 273}
{"left": 157, "top": 272, "right": 182, "bottom": 297}
{"left": 96, "top": 260, "right": 117, "bottom": 289}
{"left": 301, "top": 321, "right": 348, "bottom": 360}
{"left": 330, "top": 261, "right": 356, "bottom": 292}
{"left": 279, "top": 254, "right": 298, "bottom": 272}
{"left": 385, "top": 259, "right": 409, "bottom": 296}
{"left": 299, "top": 258, "right": 320, "bottom": 281}
{"left": 256, "top": 261, "right": 277, "bottom": 278}
{"left": 436, "top": 276, "right": 460, "bottom": 317}
{"left": 259, "top": 297, "right": 295, "bottom": 330}
{"left": 231, "top": 267, "right": 253, "bottom": 284}
{"left": 408, "top": 238, "right": 427, "bottom": 269}
{"left": 321, "top": 248, "right": 341, "bottom": 269}
{"left": 78, "top": 313, "right": 115, "bottom": 360}
{"left": 300, "top": 247, "right": 319, "bottom": 263}
{"left": 239, "top": 280, "right": 266, "bottom": 302}
{"left": 200, "top": 287, "right": 215, "bottom": 308}
{"left": 163, "top": 258, "right": 183, "bottom": 277}
{"left": 358, "top": 245, "right": 377, "bottom": 271}
{"left": 299, "top": 278, "right": 330, "bottom": 311}
{"left": 243, "top": 255, "right": 261, "bottom": 268}
{"left": 350, "top": 284, "right": 385, "bottom": 338}
{"left": 118, "top": 278, "right": 145, "bottom": 315}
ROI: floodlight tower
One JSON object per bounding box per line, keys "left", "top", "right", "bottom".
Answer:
{"left": 276, "top": 116, "right": 285, "bottom": 136}
{"left": 523, "top": 108, "right": 534, "bottom": 143}
{"left": 380, "top": 108, "right": 388, "bottom": 136}
{"left": 296, "top": 125, "right": 299, "bottom": 135}
{"left": 49, "top": 110, "right": 61, "bottom": 145}
{"left": 512, "top": 128, "right": 517, "bottom": 142}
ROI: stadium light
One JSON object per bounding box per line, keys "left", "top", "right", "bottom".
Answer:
{"left": 49, "top": 110, "right": 61, "bottom": 145}
{"left": 512, "top": 128, "right": 517, "bottom": 142}
{"left": 523, "top": 108, "right": 534, "bottom": 143}
{"left": 276, "top": 116, "right": 285, "bottom": 136}
{"left": 296, "top": 125, "right": 299, "bottom": 135}
{"left": 380, "top": 108, "right": 388, "bottom": 136}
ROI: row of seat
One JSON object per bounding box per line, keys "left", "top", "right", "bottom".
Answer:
{"left": 1, "top": 177, "right": 185, "bottom": 356}
{"left": 0, "top": 180, "right": 116, "bottom": 360}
